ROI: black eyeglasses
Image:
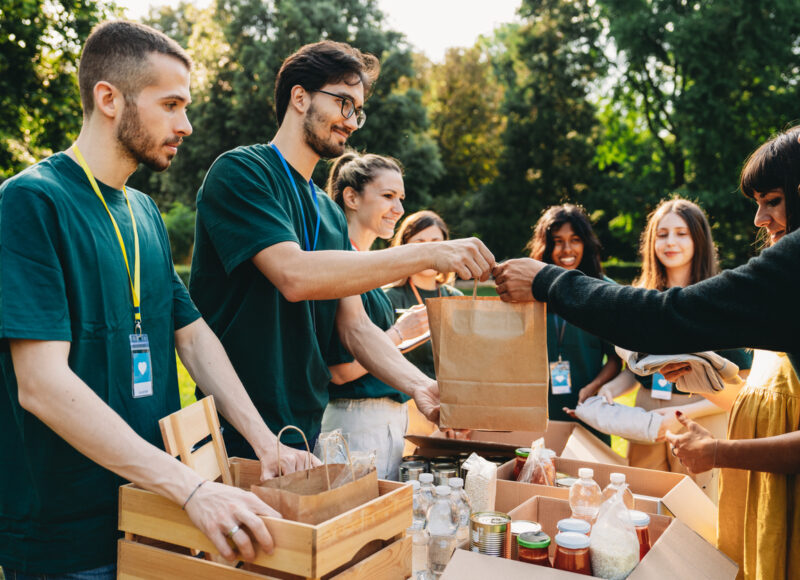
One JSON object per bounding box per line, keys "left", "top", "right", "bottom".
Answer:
{"left": 313, "top": 89, "right": 366, "bottom": 128}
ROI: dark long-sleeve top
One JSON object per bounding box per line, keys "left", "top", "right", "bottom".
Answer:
{"left": 531, "top": 229, "right": 800, "bottom": 375}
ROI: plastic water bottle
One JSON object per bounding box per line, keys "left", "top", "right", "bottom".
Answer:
{"left": 407, "top": 480, "right": 431, "bottom": 575}
{"left": 602, "top": 472, "right": 635, "bottom": 509}
{"left": 448, "top": 477, "right": 471, "bottom": 543}
{"left": 569, "top": 468, "right": 602, "bottom": 524}
{"left": 419, "top": 472, "right": 436, "bottom": 507}
{"left": 427, "top": 486, "right": 458, "bottom": 577}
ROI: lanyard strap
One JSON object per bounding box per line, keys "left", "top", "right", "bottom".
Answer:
{"left": 409, "top": 281, "right": 441, "bottom": 305}
{"left": 554, "top": 315, "right": 567, "bottom": 350}
{"left": 269, "top": 143, "right": 320, "bottom": 252}
{"left": 72, "top": 145, "right": 142, "bottom": 333}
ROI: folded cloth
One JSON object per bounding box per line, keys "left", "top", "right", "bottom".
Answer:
{"left": 615, "top": 347, "right": 743, "bottom": 394}
{"left": 574, "top": 396, "right": 663, "bottom": 443}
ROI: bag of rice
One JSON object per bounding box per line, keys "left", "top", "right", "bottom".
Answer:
{"left": 462, "top": 453, "right": 497, "bottom": 512}
{"left": 590, "top": 487, "right": 639, "bottom": 579}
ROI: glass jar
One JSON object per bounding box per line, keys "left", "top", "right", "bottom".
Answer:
{"left": 553, "top": 532, "right": 592, "bottom": 575}
{"left": 517, "top": 531, "right": 551, "bottom": 567}
{"left": 513, "top": 448, "right": 531, "bottom": 480}
{"left": 630, "top": 510, "right": 651, "bottom": 560}
{"left": 556, "top": 517, "right": 591, "bottom": 535}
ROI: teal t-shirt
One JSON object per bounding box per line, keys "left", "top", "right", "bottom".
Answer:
{"left": 384, "top": 283, "right": 463, "bottom": 379}
{"left": 190, "top": 144, "right": 350, "bottom": 447}
{"left": 0, "top": 152, "right": 200, "bottom": 573}
{"left": 328, "top": 287, "right": 409, "bottom": 403}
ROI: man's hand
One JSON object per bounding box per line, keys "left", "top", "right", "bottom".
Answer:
{"left": 664, "top": 412, "right": 716, "bottom": 473}
{"left": 493, "top": 258, "right": 547, "bottom": 302}
{"left": 432, "top": 238, "right": 495, "bottom": 282}
{"left": 258, "top": 444, "right": 320, "bottom": 480}
{"left": 184, "top": 480, "right": 282, "bottom": 561}
{"left": 413, "top": 380, "right": 440, "bottom": 424}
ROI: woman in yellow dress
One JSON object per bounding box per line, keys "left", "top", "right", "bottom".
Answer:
{"left": 667, "top": 127, "right": 800, "bottom": 579}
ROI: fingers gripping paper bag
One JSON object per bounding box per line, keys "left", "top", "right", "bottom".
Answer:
{"left": 427, "top": 296, "right": 548, "bottom": 430}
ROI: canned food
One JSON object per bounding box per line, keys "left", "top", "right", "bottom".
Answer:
{"left": 431, "top": 463, "right": 458, "bottom": 486}
{"left": 556, "top": 476, "right": 578, "bottom": 488}
{"left": 470, "top": 511, "right": 511, "bottom": 557}
{"left": 509, "top": 520, "right": 543, "bottom": 560}
{"left": 399, "top": 460, "right": 426, "bottom": 482}
{"left": 402, "top": 455, "right": 429, "bottom": 472}
{"left": 430, "top": 455, "right": 457, "bottom": 467}
{"left": 487, "top": 455, "right": 511, "bottom": 467}
{"left": 456, "top": 452, "right": 472, "bottom": 478}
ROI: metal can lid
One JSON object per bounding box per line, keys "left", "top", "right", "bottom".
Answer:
{"left": 557, "top": 518, "right": 591, "bottom": 534}
{"left": 556, "top": 477, "right": 578, "bottom": 488}
{"left": 510, "top": 520, "right": 542, "bottom": 535}
{"left": 555, "top": 531, "right": 590, "bottom": 549}
{"left": 517, "top": 531, "right": 551, "bottom": 549}
{"left": 629, "top": 509, "right": 651, "bottom": 526}
{"left": 515, "top": 447, "right": 532, "bottom": 458}
{"left": 472, "top": 511, "right": 511, "bottom": 525}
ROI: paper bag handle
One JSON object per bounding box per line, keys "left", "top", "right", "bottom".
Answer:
{"left": 472, "top": 279, "right": 478, "bottom": 299}
{"left": 275, "top": 425, "right": 319, "bottom": 483}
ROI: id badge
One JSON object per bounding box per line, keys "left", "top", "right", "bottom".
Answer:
{"left": 651, "top": 372, "right": 673, "bottom": 400}
{"left": 550, "top": 360, "right": 572, "bottom": 395}
{"left": 130, "top": 334, "right": 153, "bottom": 398}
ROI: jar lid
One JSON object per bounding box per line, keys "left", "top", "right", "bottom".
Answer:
{"left": 517, "top": 531, "right": 551, "bottom": 549}
{"left": 515, "top": 447, "right": 532, "bottom": 458}
{"left": 556, "top": 518, "right": 591, "bottom": 534}
{"left": 510, "top": 520, "right": 542, "bottom": 535}
{"left": 629, "top": 510, "right": 651, "bottom": 526}
{"left": 555, "top": 531, "right": 590, "bottom": 549}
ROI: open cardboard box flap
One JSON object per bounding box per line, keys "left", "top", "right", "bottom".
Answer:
{"left": 442, "top": 496, "right": 737, "bottom": 579}
{"left": 406, "top": 421, "right": 625, "bottom": 466}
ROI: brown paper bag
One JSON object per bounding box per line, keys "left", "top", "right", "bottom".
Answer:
{"left": 427, "top": 295, "right": 548, "bottom": 431}
{"left": 250, "top": 426, "right": 379, "bottom": 525}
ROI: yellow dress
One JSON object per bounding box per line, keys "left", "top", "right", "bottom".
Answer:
{"left": 717, "top": 351, "right": 800, "bottom": 580}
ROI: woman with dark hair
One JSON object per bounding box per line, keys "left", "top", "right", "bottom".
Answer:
{"left": 592, "top": 198, "right": 751, "bottom": 496}
{"left": 528, "top": 204, "right": 621, "bottom": 444}
{"left": 321, "top": 151, "right": 428, "bottom": 480}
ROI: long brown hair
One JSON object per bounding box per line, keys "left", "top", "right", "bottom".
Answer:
{"left": 389, "top": 210, "right": 454, "bottom": 286}
{"left": 634, "top": 197, "right": 718, "bottom": 290}
{"left": 526, "top": 204, "right": 604, "bottom": 279}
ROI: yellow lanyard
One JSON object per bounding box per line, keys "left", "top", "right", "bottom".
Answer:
{"left": 72, "top": 145, "right": 142, "bottom": 333}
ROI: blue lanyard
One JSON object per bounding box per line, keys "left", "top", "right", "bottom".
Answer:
{"left": 269, "top": 143, "right": 320, "bottom": 251}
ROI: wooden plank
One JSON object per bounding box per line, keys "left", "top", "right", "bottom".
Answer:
{"left": 118, "top": 539, "right": 274, "bottom": 579}
{"left": 327, "top": 536, "right": 411, "bottom": 580}
{"left": 118, "top": 485, "right": 315, "bottom": 576}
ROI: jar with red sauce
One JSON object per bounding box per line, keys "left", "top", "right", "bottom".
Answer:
{"left": 513, "top": 448, "right": 531, "bottom": 480}
{"left": 517, "top": 531, "right": 551, "bottom": 567}
{"left": 553, "top": 532, "right": 592, "bottom": 575}
{"left": 629, "top": 510, "right": 651, "bottom": 560}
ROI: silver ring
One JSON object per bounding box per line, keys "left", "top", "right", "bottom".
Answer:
{"left": 227, "top": 524, "right": 241, "bottom": 538}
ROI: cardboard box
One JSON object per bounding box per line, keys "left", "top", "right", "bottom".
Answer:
{"left": 441, "top": 496, "right": 737, "bottom": 579}
{"left": 495, "top": 456, "right": 717, "bottom": 543}
{"left": 405, "top": 421, "right": 625, "bottom": 466}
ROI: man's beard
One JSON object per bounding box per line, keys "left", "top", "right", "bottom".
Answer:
{"left": 117, "top": 102, "right": 174, "bottom": 172}
{"left": 302, "top": 103, "right": 347, "bottom": 159}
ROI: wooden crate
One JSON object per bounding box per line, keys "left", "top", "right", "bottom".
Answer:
{"left": 117, "top": 459, "right": 412, "bottom": 579}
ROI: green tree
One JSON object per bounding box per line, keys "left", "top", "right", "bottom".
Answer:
{"left": 0, "top": 0, "right": 108, "bottom": 181}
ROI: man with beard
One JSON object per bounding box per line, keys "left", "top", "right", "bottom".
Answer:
{"left": 0, "top": 21, "right": 311, "bottom": 577}
{"left": 190, "top": 41, "right": 495, "bottom": 455}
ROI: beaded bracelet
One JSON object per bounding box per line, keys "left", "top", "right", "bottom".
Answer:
{"left": 182, "top": 480, "right": 206, "bottom": 510}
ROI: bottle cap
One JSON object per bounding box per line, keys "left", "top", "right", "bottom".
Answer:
{"left": 555, "top": 531, "right": 590, "bottom": 549}
{"left": 410, "top": 480, "right": 421, "bottom": 491}
{"left": 556, "top": 518, "right": 591, "bottom": 534}
{"left": 517, "top": 531, "right": 551, "bottom": 549}
{"left": 419, "top": 473, "right": 434, "bottom": 484}
{"left": 448, "top": 477, "right": 464, "bottom": 489}
{"left": 578, "top": 467, "right": 594, "bottom": 479}
{"left": 435, "top": 485, "right": 451, "bottom": 496}
{"left": 610, "top": 472, "right": 626, "bottom": 484}
{"left": 515, "top": 447, "right": 531, "bottom": 458}
{"left": 629, "top": 510, "right": 651, "bottom": 526}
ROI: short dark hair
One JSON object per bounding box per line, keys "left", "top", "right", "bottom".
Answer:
{"left": 326, "top": 150, "right": 403, "bottom": 210}
{"left": 79, "top": 20, "right": 191, "bottom": 116}
{"left": 527, "top": 204, "right": 604, "bottom": 279}
{"left": 274, "top": 41, "right": 380, "bottom": 125}
{"left": 740, "top": 126, "right": 800, "bottom": 236}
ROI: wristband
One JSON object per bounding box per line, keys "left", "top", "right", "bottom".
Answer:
{"left": 182, "top": 480, "right": 206, "bottom": 510}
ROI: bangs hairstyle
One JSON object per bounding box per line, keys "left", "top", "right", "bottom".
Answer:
{"left": 390, "top": 210, "right": 454, "bottom": 286}
{"left": 79, "top": 20, "right": 191, "bottom": 116}
{"left": 740, "top": 126, "right": 800, "bottom": 236}
{"left": 275, "top": 41, "right": 380, "bottom": 125}
{"left": 527, "top": 204, "right": 604, "bottom": 279}
{"left": 634, "top": 197, "right": 718, "bottom": 291}
{"left": 326, "top": 151, "right": 403, "bottom": 211}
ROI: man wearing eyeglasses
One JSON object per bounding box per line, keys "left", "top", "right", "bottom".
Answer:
{"left": 190, "top": 41, "right": 495, "bottom": 457}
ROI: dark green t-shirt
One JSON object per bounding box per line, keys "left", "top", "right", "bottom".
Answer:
{"left": 190, "top": 144, "right": 350, "bottom": 447}
{"left": 328, "top": 287, "right": 409, "bottom": 403}
{"left": 0, "top": 152, "right": 200, "bottom": 573}
{"left": 384, "top": 283, "right": 463, "bottom": 379}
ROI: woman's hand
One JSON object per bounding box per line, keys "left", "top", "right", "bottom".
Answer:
{"left": 664, "top": 412, "right": 717, "bottom": 473}
{"left": 654, "top": 407, "right": 682, "bottom": 441}
{"left": 442, "top": 428, "right": 472, "bottom": 440}
{"left": 578, "top": 384, "right": 600, "bottom": 404}
{"left": 393, "top": 304, "right": 429, "bottom": 342}
{"left": 660, "top": 362, "right": 692, "bottom": 383}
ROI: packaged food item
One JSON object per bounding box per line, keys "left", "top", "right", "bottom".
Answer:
{"left": 462, "top": 453, "right": 497, "bottom": 513}
{"left": 557, "top": 517, "right": 591, "bottom": 535}
{"left": 427, "top": 486, "right": 458, "bottom": 576}
{"left": 469, "top": 512, "right": 510, "bottom": 557}
{"left": 629, "top": 510, "right": 652, "bottom": 560}
{"left": 553, "top": 532, "right": 592, "bottom": 574}
{"left": 517, "top": 439, "right": 555, "bottom": 485}
{"left": 589, "top": 488, "right": 640, "bottom": 579}
{"left": 510, "top": 520, "right": 542, "bottom": 560}
{"left": 513, "top": 448, "right": 531, "bottom": 480}
{"left": 399, "top": 460, "right": 427, "bottom": 482}
{"left": 569, "top": 468, "right": 602, "bottom": 524}
{"left": 517, "top": 531, "right": 551, "bottom": 567}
